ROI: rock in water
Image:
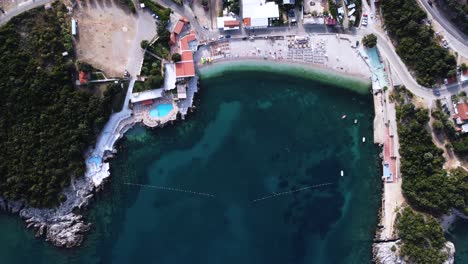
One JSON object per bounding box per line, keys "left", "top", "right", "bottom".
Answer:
{"left": 46, "top": 216, "right": 91, "bottom": 248}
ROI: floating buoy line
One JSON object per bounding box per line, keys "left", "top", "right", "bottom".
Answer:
{"left": 124, "top": 182, "right": 215, "bottom": 197}
{"left": 251, "top": 182, "right": 333, "bottom": 203}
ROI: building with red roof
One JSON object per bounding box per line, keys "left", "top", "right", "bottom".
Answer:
{"left": 181, "top": 51, "right": 193, "bottom": 61}
{"left": 78, "top": 71, "right": 88, "bottom": 85}
{"left": 453, "top": 102, "right": 468, "bottom": 124}
{"left": 175, "top": 61, "right": 195, "bottom": 78}
{"left": 169, "top": 32, "right": 177, "bottom": 45}
{"left": 173, "top": 20, "right": 185, "bottom": 35}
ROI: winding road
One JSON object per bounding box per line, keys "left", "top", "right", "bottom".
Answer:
{"left": 0, "top": 0, "right": 55, "bottom": 26}
{"left": 415, "top": 0, "right": 467, "bottom": 56}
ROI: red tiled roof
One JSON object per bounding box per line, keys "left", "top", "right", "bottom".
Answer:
{"left": 173, "top": 20, "right": 185, "bottom": 35}
{"left": 456, "top": 103, "right": 468, "bottom": 121}
{"left": 79, "top": 71, "right": 88, "bottom": 84}
{"left": 181, "top": 51, "right": 193, "bottom": 61}
{"left": 463, "top": 69, "right": 468, "bottom": 76}
{"left": 175, "top": 61, "right": 195, "bottom": 77}
{"left": 243, "top": 17, "right": 251, "bottom": 27}
{"left": 180, "top": 33, "right": 196, "bottom": 51}
{"left": 142, "top": 99, "right": 153, "bottom": 106}
{"left": 224, "top": 20, "right": 240, "bottom": 27}
{"left": 180, "top": 38, "right": 189, "bottom": 51}
{"left": 169, "top": 32, "right": 177, "bottom": 45}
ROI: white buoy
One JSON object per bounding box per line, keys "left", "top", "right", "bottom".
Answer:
{"left": 340, "top": 170, "right": 344, "bottom": 177}
{"left": 354, "top": 119, "right": 358, "bottom": 124}
{"left": 362, "top": 137, "right": 366, "bottom": 143}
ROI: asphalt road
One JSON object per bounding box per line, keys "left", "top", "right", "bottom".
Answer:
{"left": 415, "top": 0, "right": 468, "bottom": 58}
{"left": 0, "top": 0, "right": 55, "bottom": 26}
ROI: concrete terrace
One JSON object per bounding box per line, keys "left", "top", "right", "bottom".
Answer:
{"left": 133, "top": 97, "right": 179, "bottom": 127}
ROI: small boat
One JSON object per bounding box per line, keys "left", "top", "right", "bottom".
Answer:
{"left": 342, "top": 115, "right": 347, "bottom": 119}
{"left": 354, "top": 119, "right": 358, "bottom": 124}
{"left": 340, "top": 170, "right": 344, "bottom": 177}
{"left": 362, "top": 137, "right": 366, "bottom": 143}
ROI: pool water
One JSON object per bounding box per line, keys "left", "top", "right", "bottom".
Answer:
{"left": 366, "top": 47, "right": 389, "bottom": 88}
{"left": 149, "top": 104, "right": 173, "bottom": 118}
{"left": 87, "top": 156, "right": 101, "bottom": 166}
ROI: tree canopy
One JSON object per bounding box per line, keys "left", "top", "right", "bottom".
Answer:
{"left": 0, "top": 4, "right": 113, "bottom": 207}
{"left": 362, "top": 34, "right": 377, "bottom": 48}
{"left": 396, "top": 102, "right": 467, "bottom": 214}
{"left": 382, "top": 0, "right": 456, "bottom": 87}
{"left": 396, "top": 207, "right": 448, "bottom": 264}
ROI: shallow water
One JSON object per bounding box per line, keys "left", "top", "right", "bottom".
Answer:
{"left": 0, "top": 67, "right": 382, "bottom": 263}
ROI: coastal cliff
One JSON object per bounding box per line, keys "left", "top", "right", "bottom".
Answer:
{"left": 373, "top": 240, "right": 455, "bottom": 264}
{"left": 0, "top": 175, "right": 95, "bottom": 247}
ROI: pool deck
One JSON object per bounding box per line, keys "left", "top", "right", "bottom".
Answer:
{"left": 133, "top": 96, "right": 179, "bottom": 128}
{"left": 371, "top": 51, "right": 405, "bottom": 241}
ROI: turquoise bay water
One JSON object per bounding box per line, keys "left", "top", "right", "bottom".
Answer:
{"left": 0, "top": 66, "right": 383, "bottom": 263}
{"left": 149, "top": 103, "right": 173, "bottom": 118}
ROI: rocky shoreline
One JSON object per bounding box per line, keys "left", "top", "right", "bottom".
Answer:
{"left": 0, "top": 115, "right": 135, "bottom": 248}
{"left": 0, "top": 75, "right": 200, "bottom": 248}
{"left": 373, "top": 240, "right": 455, "bottom": 264}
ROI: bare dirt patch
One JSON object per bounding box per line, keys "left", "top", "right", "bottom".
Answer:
{"left": 74, "top": 1, "right": 137, "bottom": 77}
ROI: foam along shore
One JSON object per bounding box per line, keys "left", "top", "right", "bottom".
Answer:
{"left": 198, "top": 59, "right": 372, "bottom": 95}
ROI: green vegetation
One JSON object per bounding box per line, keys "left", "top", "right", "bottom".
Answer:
{"left": 104, "top": 81, "right": 129, "bottom": 112}
{"left": 135, "top": 53, "right": 164, "bottom": 93}
{"left": 0, "top": 4, "right": 115, "bottom": 207}
{"left": 141, "top": 40, "right": 149, "bottom": 49}
{"left": 223, "top": 0, "right": 240, "bottom": 15}
{"left": 396, "top": 207, "right": 448, "bottom": 264}
{"left": 172, "top": 53, "right": 181, "bottom": 62}
{"left": 382, "top": 0, "right": 456, "bottom": 87}
{"left": 362, "top": 34, "right": 377, "bottom": 48}
{"left": 118, "top": 0, "right": 136, "bottom": 13}
{"left": 135, "top": 2, "right": 171, "bottom": 93}
{"left": 328, "top": 0, "right": 338, "bottom": 19}
{"left": 461, "top": 63, "right": 467, "bottom": 71}
{"left": 439, "top": 0, "right": 468, "bottom": 34}
{"left": 201, "top": 0, "right": 209, "bottom": 10}
{"left": 432, "top": 98, "right": 468, "bottom": 156}
{"left": 141, "top": 0, "right": 171, "bottom": 21}
{"left": 397, "top": 101, "right": 466, "bottom": 214}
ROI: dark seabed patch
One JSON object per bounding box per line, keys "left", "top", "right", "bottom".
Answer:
{"left": 0, "top": 66, "right": 381, "bottom": 264}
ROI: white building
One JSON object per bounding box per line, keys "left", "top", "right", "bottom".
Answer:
{"left": 217, "top": 16, "right": 240, "bottom": 31}
{"left": 71, "top": 19, "right": 77, "bottom": 36}
{"left": 130, "top": 88, "right": 164, "bottom": 104}
{"left": 242, "top": 0, "right": 279, "bottom": 29}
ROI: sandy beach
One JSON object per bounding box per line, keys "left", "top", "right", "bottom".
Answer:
{"left": 196, "top": 34, "right": 372, "bottom": 82}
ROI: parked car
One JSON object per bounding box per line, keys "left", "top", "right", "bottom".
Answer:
{"left": 203, "top": 25, "right": 209, "bottom": 30}
{"left": 428, "top": 0, "right": 433, "bottom": 6}
{"left": 225, "top": 35, "right": 231, "bottom": 39}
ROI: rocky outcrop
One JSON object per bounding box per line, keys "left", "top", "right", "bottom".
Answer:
{"left": 442, "top": 242, "right": 455, "bottom": 264}
{"left": 1, "top": 171, "right": 98, "bottom": 248}
{"left": 373, "top": 240, "right": 402, "bottom": 264}
{"left": 373, "top": 240, "right": 455, "bottom": 264}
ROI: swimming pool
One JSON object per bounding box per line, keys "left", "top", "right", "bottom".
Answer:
{"left": 149, "top": 104, "right": 173, "bottom": 118}
{"left": 366, "top": 47, "right": 389, "bottom": 88}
